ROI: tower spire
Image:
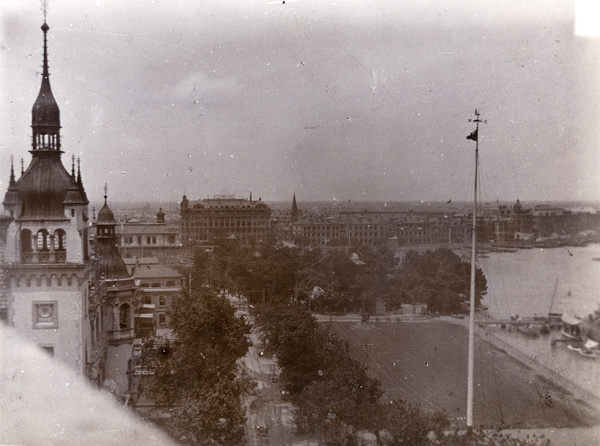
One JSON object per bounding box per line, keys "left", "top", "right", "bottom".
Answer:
{"left": 9, "top": 155, "right": 16, "bottom": 186}
{"left": 32, "top": 18, "right": 61, "bottom": 152}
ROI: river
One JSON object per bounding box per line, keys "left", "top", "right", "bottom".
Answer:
{"left": 479, "top": 244, "right": 600, "bottom": 320}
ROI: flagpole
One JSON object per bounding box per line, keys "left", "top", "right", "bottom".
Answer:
{"left": 466, "top": 109, "right": 482, "bottom": 429}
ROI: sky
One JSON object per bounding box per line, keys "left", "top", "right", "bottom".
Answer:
{"left": 1, "top": 0, "right": 599, "bottom": 204}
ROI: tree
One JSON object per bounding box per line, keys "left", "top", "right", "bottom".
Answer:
{"left": 382, "top": 249, "right": 487, "bottom": 314}
{"left": 382, "top": 399, "right": 449, "bottom": 445}
{"left": 142, "top": 289, "right": 253, "bottom": 445}
{"left": 254, "top": 302, "right": 385, "bottom": 443}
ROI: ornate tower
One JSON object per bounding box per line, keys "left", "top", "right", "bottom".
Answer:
{"left": 95, "top": 187, "right": 136, "bottom": 346}
{"left": 2, "top": 22, "right": 93, "bottom": 373}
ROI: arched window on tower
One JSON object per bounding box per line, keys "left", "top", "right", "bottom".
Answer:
{"left": 21, "top": 229, "right": 33, "bottom": 263}
{"left": 36, "top": 229, "right": 50, "bottom": 252}
{"left": 119, "top": 303, "right": 131, "bottom": 330}
{"left": 21, "top": 229, "right": 33, "bottom": 253}
{"left": 54, "top": 229, "right": 66, "bottom": 251}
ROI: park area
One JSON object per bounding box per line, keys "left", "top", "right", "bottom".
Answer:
{"left": 328, "top": 320, "right": 600, "bottom": 430}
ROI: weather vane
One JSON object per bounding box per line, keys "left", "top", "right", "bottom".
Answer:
{"left": 466, "top": 109, "right": 487, "bottom": 143}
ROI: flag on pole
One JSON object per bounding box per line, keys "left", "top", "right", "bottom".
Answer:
{"left": 467, "top": 129, "right": 478, "bottom": 141}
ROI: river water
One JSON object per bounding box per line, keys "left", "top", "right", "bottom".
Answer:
{"left": 473, "top": 244, "right": 600, "bottom": 402}
{"left": 478, "top": 244, "right": 600, "bottom": 320}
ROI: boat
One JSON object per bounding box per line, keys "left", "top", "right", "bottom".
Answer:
{"left": 560, "top": 313, "right": 582, "bottom": 340}
{"left": 561, "top": 305, "right": 600, "bottom": 357}
{"left": 516, "top": 324, "right": 540, "bottom": 338}
{"left": 567, "top": 339, "right": 599, "bottom": 358}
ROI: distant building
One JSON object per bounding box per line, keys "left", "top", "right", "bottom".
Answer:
{"left": 180, "top": 194, "right": 272, "bottom": 248}
{"left": 115, "top": 208, "right": 182, "bottom": 262}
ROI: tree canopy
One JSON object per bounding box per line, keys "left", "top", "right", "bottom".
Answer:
{"left": 141, "top": 289, "right": 253, "bottom": 445}
{"left": 382, "top": 249, "right": 487, "bottom": 314}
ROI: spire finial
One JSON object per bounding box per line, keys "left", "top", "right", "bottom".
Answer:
{"left": 43, "top": 0, "right": 48, "bottom": 24}
{"left": 9, "top": 155, "right": 16, "bottom": 184}
{"left": 104, "top": 183, "right": 108, "bottom": 205}
{"left": 41, "top": 19, "right": 50, "bottom": 79}
{"left": 21, "top": 157, "right": 24, "bottom": 175}
{"left": 77, "top": 157, "right": 82, "bottom": 183}
{"left": 71, "top": 154, "right": 76, "bottom": 177}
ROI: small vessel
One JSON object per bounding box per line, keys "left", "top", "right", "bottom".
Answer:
{"left": 560, "top": 313, "right": 582, "bottom": 340}
{"left": 567, "top": 340, "right": 599, "bottom": 358}
{"left": 516, "top": 323, "right": 540, "bottom": 338}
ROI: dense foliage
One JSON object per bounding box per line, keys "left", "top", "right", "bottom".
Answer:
{"left": 194, "top": 242, "right": 486, "bottom": 316}
{"left": 382, "top": 249, "right": 487, "bottom": 313}
{"left": 141, "top": 289, "right": 253, "bottom": 445}
{"left": 254, "top": 302, "right": 448, "bottom": 444}
{"left": 149, "top": 241, "right": 542, "bottom": 446}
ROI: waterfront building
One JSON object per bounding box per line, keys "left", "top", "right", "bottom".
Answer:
{"left": 291, "top": 212, "right": 391, "bottom": 247}
{"left": 180, "top": 194, "right": 272, "bottom": 248}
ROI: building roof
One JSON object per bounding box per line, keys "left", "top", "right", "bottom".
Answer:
{"left": 123, "top": 257, "right": 160, "bottom": 266}
{"left": 96, "top": 192, "right": 130, "bottom": 280}
{"left": 6, "top": 22, "right": 88, "bottom": 220}
{"left": 129, "top": 263, "right": 182, "bottom": 280}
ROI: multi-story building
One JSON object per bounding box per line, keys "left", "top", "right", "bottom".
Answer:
{"left": 0, "top": 21, "right": 141, "bottom": 395}
{"left": 124, "top": 257, "right": 183, "bottom": 337}
{"left": 180, "top": 194, "right": 272, "bottom": 248}
{"left": 115, "top": 208, "right": 182, "bottom": 263}
{"left": 1, "top": 22, "right": 95, "bottom": 374}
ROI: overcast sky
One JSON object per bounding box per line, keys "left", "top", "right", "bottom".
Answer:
{"left": 1, "top": 0, "right": 599, "bottom": 204}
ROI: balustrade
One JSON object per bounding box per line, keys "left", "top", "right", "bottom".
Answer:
{"left": 21, "top": 250, "right": 67, "bottom": 264}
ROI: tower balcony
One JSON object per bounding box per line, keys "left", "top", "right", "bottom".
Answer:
{"left": 22, "top": 249, "right": 67, "bottom": 264}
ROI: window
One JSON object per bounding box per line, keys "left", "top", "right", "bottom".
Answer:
{"left": 54, "top": 229, "right": 66, "bottom": 251}
{"left": 36, "top": 229, "right": 50, "bottom": 251}
{"left": 144, "top": 295, "right": 152, "bottom": 304}
{"left": 158, "top": 313, "right": 166, "bottom": 325}
{"left": 159, "top": 296, "right": 166, "bottom": 306}
{"left": 166, "top": 280, "right": 176, "bottom": 287}
{"left": 119, "top": 304, "right": 131, "bottom": 330}
{"left": 33, "top": 301, "right": 58, "bottom": 329}
{"left": 21, "top": 229, "right": 33, "bottom": 253}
